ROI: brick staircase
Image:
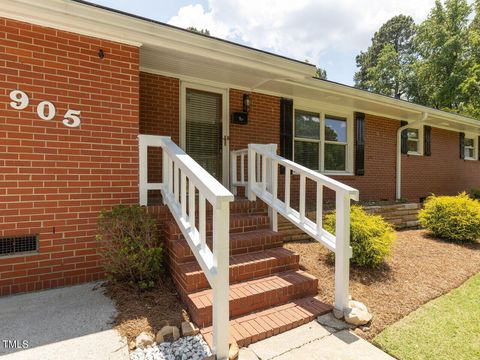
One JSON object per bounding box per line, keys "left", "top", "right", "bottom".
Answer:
{"left": 155, "top": 198, "right": 332, "bottom": 348}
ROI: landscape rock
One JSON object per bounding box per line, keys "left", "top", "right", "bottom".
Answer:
{"left": 181, "top": 321, "right": 199, "bottom": 336}
{"left": 348, "top": 300, "right": 369, "bottom": 313}
{"left": 130, "top": 335, "right": 212, "bottom": 360}
{"left": 156, "top": 325, "right": 180, "bottom": 343}
{"left": 344, "top": 307, "right": 372, "bottom": 326}
{"left": 135, "top": 331, "right": 155, "bottom": 349}
{"left": 229, "top": 340, "right": 239, "bottom": 360}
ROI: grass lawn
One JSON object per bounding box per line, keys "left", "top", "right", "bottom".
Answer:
{"left": 374, "top": 273, "right": 480, "bottom": 360}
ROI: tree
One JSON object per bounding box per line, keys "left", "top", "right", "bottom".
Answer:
{"left": 187, "top": 27, "right": 211, "bottom": 36}
{"left": 354, "top": 15, "right": 416, "bottom": 98}
{"left": 304, "top": 59, "right": 327, "bottom": 79}
{"left": 411, "top": 0, "right": 472, "bottom": 110}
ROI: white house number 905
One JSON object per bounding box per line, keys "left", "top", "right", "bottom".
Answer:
{"left": 9, "top": 90, "right": 81, "bottom": 128}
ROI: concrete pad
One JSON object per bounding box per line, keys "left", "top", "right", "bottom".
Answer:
{"left": 248, "top": 321, "right": 331, "bottom": 359}
{"left": 239, "top": 347, "right": 259, "bottom": 360}
{"left": 0, "top": 282, "right": 128, "bottom": 360}
{"left": 272, "top": 330, "right": 395, "bottom": 360}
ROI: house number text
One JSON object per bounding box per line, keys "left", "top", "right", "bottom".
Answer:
{"left": 9, "top": 90, "right": 81, "bottom": 128}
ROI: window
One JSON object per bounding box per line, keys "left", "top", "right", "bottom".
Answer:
{"left": 407, "top": 127, "right": 423, "bottom": 155}
{"left": 464, "top": 137, "right": 476, "bottom": 160}
{"left": 294, "top": 109, "right": 351, "bottom": 173}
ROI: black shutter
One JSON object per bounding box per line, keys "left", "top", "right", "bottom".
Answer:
{"left": 459, "top": 132, "right": 465, "bottom": 159}
{"left": 424, "top": 125, "right": 432, "bottom": 156}
{"left": 354, "top": 112, "right": 365, "bottom": 176}
{"left": 400, "top": 121, "right": 408, "bottom": 154}
{"left": 280, "top": 98, "right": 293, "bottom": 160}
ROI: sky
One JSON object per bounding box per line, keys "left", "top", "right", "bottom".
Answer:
{"left": 87, "top": 0, "right": 446, "bottom": 85}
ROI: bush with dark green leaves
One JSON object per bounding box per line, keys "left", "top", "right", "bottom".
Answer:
{"left": 325, "top": 205, "right": 396, "bottom": 267}
{"left": 418, "top": 193, "right": 480, "bottom": 243}
{"left": 96, "top": 205, "right": 163, "bottom": 290}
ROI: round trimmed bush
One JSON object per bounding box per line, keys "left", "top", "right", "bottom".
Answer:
{"left": 96, "top": 205, "right": 164, "bottom": 290}
{"left": 324, "top": 205, "right": 396, "bottom": 267}
{"left": 418, "top": 193, "right": 480, "bottom": 243}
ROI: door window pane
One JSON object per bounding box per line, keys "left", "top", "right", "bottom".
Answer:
{"left": 295, "top": 110, "right": 320, "bottom": 139}
{"left": 325, "top": 143, "right": 346, "bottom": 171}
{"left": 294, "top": 141, "right": 319, "bottom": 170}
{"left": 325, "top": 116, "right": 347, "bottom": 142}
{"left": 185, "top": 88, "right": 223, "bottom": 181}
{"left": 408, "top": 140, "right": 419, "bottom": 153}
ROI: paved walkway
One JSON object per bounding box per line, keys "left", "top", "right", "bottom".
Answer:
{"left": 240, "top": 320, "right": 394, "bottom": 360}
{"left": 0, "top": 282, "right": 129, "bottom": 360}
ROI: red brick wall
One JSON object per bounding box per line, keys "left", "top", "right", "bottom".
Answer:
{"left": 139, "top": 75, "right": 479, "bottom": 206}
{"left": 139, "top": 72, "right": 179, "bottom": 187}
{"left": 0, "top": 18, "right": 139, "bottom": 296}
{"left": 402, "top": 127, "right": 480, "bottom": 201}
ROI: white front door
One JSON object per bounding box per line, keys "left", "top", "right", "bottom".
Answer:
{"left": 181, "top": 82, "right": 229, "bottom": 187}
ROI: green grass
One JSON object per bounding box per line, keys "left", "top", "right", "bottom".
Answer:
{"left": 374, "top": 273, "right": 480, "bottom": 360}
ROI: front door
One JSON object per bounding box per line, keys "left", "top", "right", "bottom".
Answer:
{"left": 182, "top": 83, "right": 229, "bottom": 186}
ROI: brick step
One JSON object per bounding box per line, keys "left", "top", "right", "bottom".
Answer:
{"left": 230, "top": 198, "right": 268, "bottom": 215}
{"left": 164, "top": 213, "right": 271, "bottom": 241}
{"left": 186, "top": 270, "right": 318, "bottom": 327}
{"left": 200, "top": 296, "right": 332, "bottom": 348}
{"left": 168, "top": 229, "right": 284, "bottom": 264}
{"left": 177, "top": 248, "right": 300, "bottom": 293}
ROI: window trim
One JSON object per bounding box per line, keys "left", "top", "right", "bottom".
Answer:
{"left": 293, "top": 106, "right": 353, "bottom": 175}
{"left": 464, "top": 134, "right": 478, "bottom": 161}
{"left": 406, "top": 126, "right": 424, "bottom": 156}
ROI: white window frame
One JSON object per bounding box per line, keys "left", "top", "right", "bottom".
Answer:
{"left": 464, "top": 134, "right": 478, "bottom": 161}
{"left": 406, "top": 126, "right": 424, "bottom": 156}
{"left": 293, "top": 106, "right": 353, "bottom": 175}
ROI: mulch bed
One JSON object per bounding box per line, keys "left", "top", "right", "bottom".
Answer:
{"left": 284, "top": 229, "right": 480, "bottom": 339}
{"left": 105, "top": 274, "right": 189, "bottom": 345}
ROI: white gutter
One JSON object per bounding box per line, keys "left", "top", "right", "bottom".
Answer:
{"left": 396, "top": 113, "right": 428, "bottom": 200}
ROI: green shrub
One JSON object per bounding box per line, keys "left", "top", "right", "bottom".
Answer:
{"left": 96, "top": 205, "right": 163, "bottom": 290}
{"left": 324, "top": 205, "right": 396, "bottom": 267}
{"left": 470, "top": 188, "right": 480, "bottom": 200}
{"left": 418, "top": 193, "right": 480, "bottom": 243}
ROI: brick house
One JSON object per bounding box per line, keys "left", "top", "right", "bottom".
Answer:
{"left": 1, "top": 0, "right": 479, "bottom": 357}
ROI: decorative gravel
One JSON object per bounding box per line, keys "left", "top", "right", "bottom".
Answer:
{"left": 130, "top": 335, "right": 212, "bottom": 360}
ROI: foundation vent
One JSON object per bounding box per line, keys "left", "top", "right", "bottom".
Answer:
{"left": 0, "top": 235, "right": 38, "bottom": 256}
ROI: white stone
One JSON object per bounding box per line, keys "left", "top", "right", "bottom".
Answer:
{"left": 229, "top": 340, "right": 239, "bottom": 360}
{"left": 135, "top": 332, "right": 155, "bottom": 349}
{"left": 344, "top": 307, "right": 372, "bottom": 326}
{"left": 156, "top": 325, "right": 180, "bottom": 343}
{"left": 348, "top": 300, "right": 368, "bottom": 313}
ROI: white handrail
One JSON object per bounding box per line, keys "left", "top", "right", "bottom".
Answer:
{"left": 246, "top": 143, "right": 359, "bottom": 311}
{"left": 230, "top": 148, "right": 248, "bottom": 195}
{"left": 138, "top": 134, "right": 233, "bottom": 360}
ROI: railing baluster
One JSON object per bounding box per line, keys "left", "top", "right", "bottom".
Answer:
{"left": 168, "top": 157, "right": 173, "bottom": 194}
{"left": 189, "top": 181, "right": 195, "bottom": 229}
{"left": 285, "top": 166, "right": 290, "bottom": 211}
{"left": 261, "top": 155, "right": 267, "bottom": 192}
{"left": 247, "top": 146, "right": 256, "bottom": 201}
{"left": 181, "top": 173, "right": 187, "bottom": 218}
{"left": 240, "top": 153, "right": 245, "bottom": 184}
{"left": 174, "top": 163, "right": 179, "bottom": 203}
{"left": 316, "top": 183, "right": 323, "bottom": 233}
{"left": 199, "top": 193, "right": 206, "bottom": 249}
{"left": 299, "top": 174, "right": 306, "bottom": 222}
{"left": 230, "top": 151, "right": 237, "bottom": 196}
{"left": 270, "top": 160, "right": 278, "bottom": 231}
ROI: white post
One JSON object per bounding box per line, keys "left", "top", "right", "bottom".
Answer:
{"left": 247, "top": 145, "right": 256, "bottom": 201}
{"left": 230, "top": 151, "right": 237, "bottom": 196}
{"left": 334, "top": 191, "right": 351, "bottom": 311}
{"left": 138, "top": 136, "right": 148, "bottom": 206}
{"left": 212, "top": 199, "right": 230, "bottom": 360}
{"left": 269, "top": 160, "right": 278, "bottom": 232}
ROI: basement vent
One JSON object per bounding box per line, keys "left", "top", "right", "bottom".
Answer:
{"left": 0, "top": 235, "right": 38, "bottom": 256}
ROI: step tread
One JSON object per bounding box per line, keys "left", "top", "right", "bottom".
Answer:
{"left": 177, "top": 248, "right": 300, "bottom": 293}
{"left": 200, "top": 296, "right": 332, "bottom": 347}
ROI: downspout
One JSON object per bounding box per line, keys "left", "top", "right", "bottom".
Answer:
{"left": 396, "top": 112, "right": 428, "bottom": 200}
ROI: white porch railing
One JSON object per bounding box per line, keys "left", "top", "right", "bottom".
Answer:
{"left": 231, "top": 144, "right": 359, "bottom": 311}
{"left": 138, "top": 135, "right": 233, "bottom": 360}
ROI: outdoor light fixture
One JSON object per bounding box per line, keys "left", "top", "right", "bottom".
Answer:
{"left": 243, "top": 93, "right": 251, "bottom": 113}
{"left": 98, "top": 49, "right": 105, "bottom": 59}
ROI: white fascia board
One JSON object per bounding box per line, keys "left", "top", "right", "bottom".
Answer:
{"left": 286, "top": 78, "right": 480, "bottom": 129}
{"left": 2, "top": 0, "right": 316, "bottom": 80}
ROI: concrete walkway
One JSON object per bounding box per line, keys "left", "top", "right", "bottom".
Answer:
{"left": 0, "top": 282, "right": 129, "bottom": 360}
{"left": 240, "top": 320, "right": 394, "bottom": 360}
